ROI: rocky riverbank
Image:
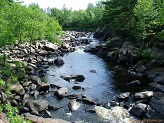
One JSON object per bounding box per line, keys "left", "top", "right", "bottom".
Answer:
{"left": 0, "top": 30, "right": 164, "bottom": 122}
{"left": 0, "top": 31, "right": 90, "bottom": 123}
{"left": 84, "top": 32, "right": 164, "bottom": 119}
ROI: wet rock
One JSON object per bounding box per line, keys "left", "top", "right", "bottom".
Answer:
{"left": 54, "top": 87, "right": 68, "bottom": 98}
{"left": 48, "top": 105, "right": 61, "bottom": 111}
{"left": 136, "top": 65, "right": 147, "bottom": 73}
{"left": 89, "top": 70, "right": 96, "bottom": 73}
{"left": 68, "top": 99, "right": 80, "bottom": 111}
{"left": 154, "top": 75, "right": 164, "bottom": 85}
{"left": 25, "top": 99, "right": 48, "bottom": 113}
{"left": 130, "top": 103, "right": 147, "bottom": 118}
{"left": 34, "top": 90, "right": 39, "bottom": 98}
{"left": 10, "top": 83, "right": 25, "bottom": 96}
{"left": 60, "top": 75, "right": 85, "bottom": 82}
{"left": 85, "top": 107, "right": 96, "bottom": 113}
{"left": 127, "top": 80, "right": 140, "bottom": 86}
{"left": 135, "top": 91, "right": 153, "bottom": 99}
{"left": 22, "top": 113, "right": 70, "bottom": 123}
{"left": 37, "top": 82, "right": 50, "bottom": 92}
{"left": 108, "top": 101, "right": 119, "bottom": 107}
{"left": 10, "top": 99, "right": 18, "bottom": 106}
{"left": 117, "top": 92, "right": 130, "bottom": 101}
{"left": 82, "top": 98, "right": 95, "bottom": 105}
{"left": 54, "top": 58, "right": 64, "bottom": 66}
{"left": 41, "top": 110, "right": 51, "bottom": 118}
{"left": 30, "top": 75, "right": 41, "bottom": 85}
{"left": 18, "top": 106, "right": 30, "bottom": 114}
{"left": 149, "top": 97, "right": 164, "bottom": 115}
{"left": 66, "top": 93, "right": 79, "bottom": 99}
{"left": 72, "top": 86, "right": 81, "bottom": 90}
{"left": 149, "top": 82, "right": 164, "bottom": 92}
{"left": 29, "top": 83, "right": 37, "bottom": 91}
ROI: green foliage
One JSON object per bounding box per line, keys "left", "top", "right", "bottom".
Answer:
{"left": 0, "top": 103, "right": 31, "bottom": 123}
{"left": 0, "top": 79, "right": 5, "bottom": 86}
{"left": 49, "top": 2, "right": 104, "bottom": 30}
{"left": 0, "top": 1, "right": 62, "bottom": 47}
{"left": 105, "top": 38, "right": 111, "bottom": 47}
{"left": 137, "top": 47, "right": 154, "bottom": 61}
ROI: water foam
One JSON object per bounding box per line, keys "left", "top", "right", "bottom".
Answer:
{"left": 95, "top": 106, "right": 141, "bottom": 123}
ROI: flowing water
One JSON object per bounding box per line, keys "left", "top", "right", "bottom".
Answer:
{"left": 42, "top": 34, "right": 140, "bottom": 123}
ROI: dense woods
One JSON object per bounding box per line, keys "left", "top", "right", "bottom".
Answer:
{"left": 0, "top": 0, "right": 62, "bottom": 47}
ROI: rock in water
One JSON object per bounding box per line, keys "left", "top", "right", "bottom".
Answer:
{"left": 68, "top": 99, "right": 80, "bottom": 111}
{"left": 54, "top": 58, "right": 64, "bottom": 66}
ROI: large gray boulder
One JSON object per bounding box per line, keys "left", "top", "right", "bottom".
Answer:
{"left": 37, "top": 82, "right": 50, "bottom": 92}
{"left": 135, "top": 91, "right": 153, "bottom": 99}
{"left": 130, "top": 103, "right": 148, "bottom": 118}
{"left": 30, "top": 75, "right": 41, "bottom": 85}
{"left": 25, "top": 99, "right": 48, "bottom": 113}
{"left": 10, "top": 83, "right": 25, "bottom": 96}
{"left": 149, "top": 97, "right": 164, "bottom": 115}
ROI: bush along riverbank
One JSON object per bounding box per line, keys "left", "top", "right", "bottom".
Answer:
{"left": 0, "top": 31, "right": 94, "bottom": 123}
{"left": 84, "top": 31, "right": 164, "bottom": 120}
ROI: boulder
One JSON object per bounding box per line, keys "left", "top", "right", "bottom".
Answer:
{"left": 22, "top": 113, "right": 70, "bottom": 123}
{"left": 37, "top": 82, "right": 50, "bottom": 92}
{"left": 149, "top": 82, "right": 164, "bottom": 92}
{"left": 54, "top": 87, "right": 68, "bottom": 98}
{"left": 60, "top": 75, "right": 85, "bottom": 82}
{"left": 30, "top": 75, "right": 41, "bottom": 85}
{"left": 82, "top": 98, "right": 95, "bottom": 105}
{"left": 68, "top": 99, "right": 80, "bottom": 111}
{"left": 41, "top": 110, "right": 51, "bottom": 118}
{"left": 149, "top": 97, "right": 164, "bottom": 115}
{"left": 127, "top": 80, "right": 141, "bottom": 86}
{"left": 136, "top": 65, "right": 147, "bottom": 73}
{"left": 135, "top": 91, "right": 153, "bottom": 99}
{"left": 10, "top": 83, "right": 25, "bottom": 96}
{"left": 72, "top": 86, "right": 81, "bottom": 90}
{"left": 130, "top": 103, "right": 147, "bottom": 118}
{"left": 25, "top": 99, "right": 48, "bottom": 113}
{"left": 54, "top": 58, "right": 64, "bottom": 66}
{"left": 117, "top": 92, "right": 130, "bottom": 101}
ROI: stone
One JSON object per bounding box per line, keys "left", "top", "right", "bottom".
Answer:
{"left": 82, "top": 98, "right": 95, "bottom": 105}
{"left": 54, "top": 58, "right": 64, "bottom": 66}
{"left": 85, "top": 107, "right": 96, "bottom": 113}
{"left": 18, "top": 106, "right": 30, "bottom": 114}
{"left": 22, "top": 113, "right": 70, "bottom": 123}
{"left": 10, "top": 83, "right": 25, "bottom": 96}
{"left": 149, "top": 82, "right": 164, "bottom": 93}
{"left": 68, "top": 99, "right": 80, "bottom": 111}
{"left": 130, "top": 103, "right": 147, "bottom": 118}
{"left": 54, "top": 87, "right": 68, "bottom": 98}
{"left": 41, "top": 110, "right": 51, "bottom": 118}
{"left": 127, "top": 80, "right": 140, "bottom": 86}
{"left": 25, "top": 99, "right": 48, "bottom": 113}
{"left": 0, "top": 91, "right": 7, "bottom": 102}
{"left": 135, "top": 91, "right": 153, "bottom": 99}
{"left": 48, "top": 105, "right": 61, "bottom": 111}
{"left": 136, "top": 65, "right": 147, "bottom": 73}
{"left": 72, "top": 86, "right": 81, "bottom": 90}
{"left": 117, "top": 92, "right": 130, "bottom": 101}
{"left": 29, "top": 83, "right": 37, "bottom": 91}
{"left": 60, "top": 75, "right": 85, "bottom": 82}
{"left": 154, "top": 75, "right": 164, "bottom": 85}
{"left": 149, "top": 97, "right": 164, "bottom": 115}
{"left": 37, "top": 82, "right": 50, "bottom": 92}
{"left": 34, "top": 90, "right": 40, "bottom": 98}
{"left": 30, "top": 75, "right": 41, "bottom": 85}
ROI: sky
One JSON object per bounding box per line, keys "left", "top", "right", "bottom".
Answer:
{"left": 20, "top": 0, "right": 100, "bottom": 10}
